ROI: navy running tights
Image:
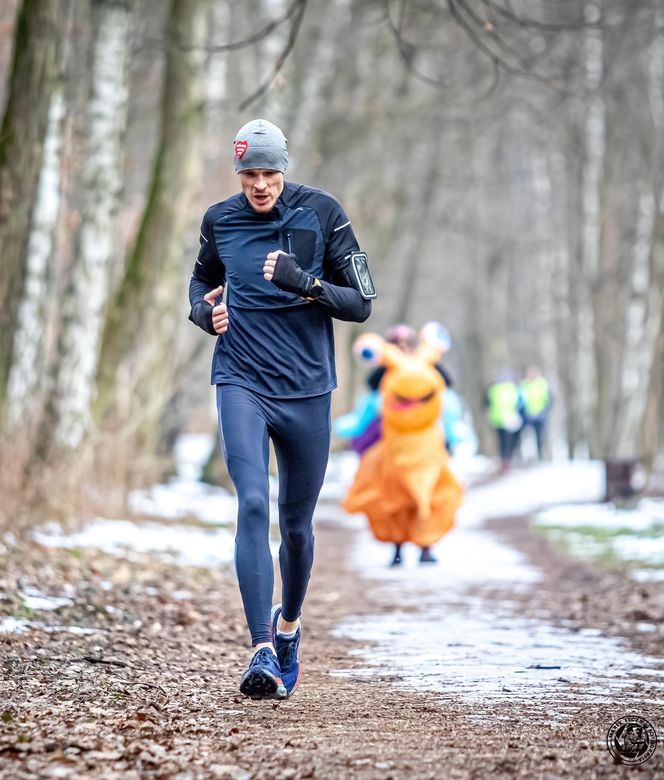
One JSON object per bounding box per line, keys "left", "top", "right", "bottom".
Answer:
{"left": 216, "top": 384, "right": 331, "bottom": 645}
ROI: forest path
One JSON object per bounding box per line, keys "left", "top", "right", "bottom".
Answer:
{"left": 1, "top": 467, "right": 664, "bottom": 779}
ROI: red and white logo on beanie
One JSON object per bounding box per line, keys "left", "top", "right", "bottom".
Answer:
{"left": 234, "top": 140, "right": 248, "bottom": 159}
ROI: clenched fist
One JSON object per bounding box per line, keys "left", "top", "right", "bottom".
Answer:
{"left": 263, "top": 250, "right": 319, "bottom": 299}
{"left": 263, "top": 250, "right": 282, "bottom": 281}
{"left": 203, "top": 285, "right": 229, "bottom": 334}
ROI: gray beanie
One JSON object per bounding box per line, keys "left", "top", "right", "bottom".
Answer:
{"left": 233, "top": 119, "right": 288, "bottom": 173}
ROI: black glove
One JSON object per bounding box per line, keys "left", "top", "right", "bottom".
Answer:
{"left": 271, "top": 252, "right": 323, "bottom": 299}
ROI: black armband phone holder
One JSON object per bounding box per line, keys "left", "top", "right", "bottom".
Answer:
{"left": 350, "top": 252, "right": 376, "bottom": 299}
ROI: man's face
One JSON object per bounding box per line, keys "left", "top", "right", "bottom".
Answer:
{"left": 239, "top": 169, "right": 284, "bottom": 213}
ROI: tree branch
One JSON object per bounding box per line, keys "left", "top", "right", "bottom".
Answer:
{"left": 385, "top": 0, "right": 451, "bottom": 89}
{"left": 448, "top": 0, "right": 572, "bottom": 95}
{"left": 237, "top": 0, "right": 308, "bottom": 111}
{"left": 480, "top": 0, "right": 599, "bottom": 32}
{"left": 457, "top": 0, "right": 532, "bottom": 71}
{"left": 161, "top": 0, "right": 305, "bottom": 53}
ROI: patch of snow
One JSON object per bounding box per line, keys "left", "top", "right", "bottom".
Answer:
{"left": 636, "top": 622, "right": 658, "bottom": 633}
{"left": 127, "top": 480, "right": 237, "bottom": 526}
{"left": 631, "top": 569, "right": 664, "bottom": 583}
{"left": 613, "top": 534, "right": 664, "bottom": 565}
{"left": 0, "top": 617, "right": 98, "bottom": 636}
{"left": 318, "top": 451, "right": 362, "bottom": 501}
{"left": 174, "top": 432, "right": 216, "bottom": 481}
{"left": 535, "top": 498, "right": 664, "bottom": 532}
{"left": 34, "top": 518, "right": 243, "bottom": 568}
{"left": 45, "top": 625, "right": 99, "bottom": 636}
{"left": 458, "top": 461, "right": 605, "bottom": 529}
{"left": 535, "top": 497, "right": 664, "bottom": 568}
{"left": 21, "top": 592, "right": 74, "bottom": 611}
{"left": 349, "top": 526, "right": 540, "bottom": 591}
{"left": 0, "top": 617, "right": 30, "bottom": 634}
{"left": 127, "top": 432, "right": 238, "bottom": 527}
{"left": 449, "top": 453, "right": 495, "bottom": 485}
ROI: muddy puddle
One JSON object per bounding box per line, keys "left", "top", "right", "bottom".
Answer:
{"left": 335, "top": 604, "right": 664, "bottom": 709}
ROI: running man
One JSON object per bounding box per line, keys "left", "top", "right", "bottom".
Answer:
{"left": 188, "top": 119, "right": 375, "bottom": 699}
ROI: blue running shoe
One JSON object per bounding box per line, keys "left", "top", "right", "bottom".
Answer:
{"left": 271, "top": 604, "right": 301, "bottom": 697}
{"left": 239, "top": 647, "right": 287, "bottom": 700}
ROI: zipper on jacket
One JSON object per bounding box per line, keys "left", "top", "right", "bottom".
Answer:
{"left": 286, "top": 231, "right": 293, "bottom": 254}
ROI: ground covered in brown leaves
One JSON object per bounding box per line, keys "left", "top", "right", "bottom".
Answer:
{"left": 1, "top": 505, "right": 663, "bottom": 779}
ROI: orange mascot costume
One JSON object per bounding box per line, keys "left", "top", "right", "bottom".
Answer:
{"left": 343, "top": 323, "right": 463, "bottom": 563}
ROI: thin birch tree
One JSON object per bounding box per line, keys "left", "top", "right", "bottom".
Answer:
{"left": 50, "top": 0, "right": 134, "bottom": 450}
{"left": 0, "top": 0, "right": 68, "bottom": 427}
{"left": 95, "top": 0, "right": 206, "bottom": 458}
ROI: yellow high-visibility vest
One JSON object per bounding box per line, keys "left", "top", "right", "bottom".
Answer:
{"left": 487, "top": 382, "right": 520, "bottom": 429}
{"left": 520, "top": 377, "right": 550, "bottom": 417}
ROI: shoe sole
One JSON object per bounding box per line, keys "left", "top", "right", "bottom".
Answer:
{"left": 287, "top": 657, "right": 301, "bottom": 698}
{"left": 239, "top": 668, "right": 287, "bottom": 700}
{"left": 271, "top": 604, "right": 301, "bottom": 699}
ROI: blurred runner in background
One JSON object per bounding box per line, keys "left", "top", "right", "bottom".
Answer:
{"left": 485, "top": 373, "right": 524, "bottom": 472}
{"left": 519, "top": 366, "right": 552, "bottom": 461}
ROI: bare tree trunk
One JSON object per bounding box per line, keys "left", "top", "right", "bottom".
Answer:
{"left": 530, "top": 151, "right": 563, "bottom": 456}
{"left": 643, "top": 231, "right": 664, "bottom": 471}
{"left": 463, "top": 120, "right": 496, "bottom": 453}
{"left": 0, "top": 3, "right": 21, "bottom": 109}
{"left": 50, "top": 0, "right": 133, "bottom": 450}
{"left": 592, "top": 180, "right": 622, "bottom": 456}
{"left": 614, "top": 188, "right": 661, "bottom": 458}
{"left": 0, "top": 0, "right": 66, "bottom": 426}
{"left": 95, "top": 0, "right": 205, "bottom": 458}
{"left": 5, "top": 90, "right": 66, "bottom": 431}
{"left": 641, "top": 1, "right": 664, "bottom": 471}
{"left": 392, "top": 126, "right": 443, "bottom": 325}
{"left": 581, "top": 0, "right": 605, "bottom": 457}
{"left": 652, "top": 171, "right": 664, "bottom": 465}
{"left": 604, "top": 1, "right": 664, "bottom": 461}
{"left": 560, "top": 143, "right": 586, "bottom": 458}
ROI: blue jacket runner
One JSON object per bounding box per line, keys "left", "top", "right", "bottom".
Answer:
{"left": 188, "top": 181, "right": 372, "bottom": 398}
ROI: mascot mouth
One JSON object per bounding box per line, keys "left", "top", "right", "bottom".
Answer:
{"left": 390, "top": 390, "right": 436, "bottom": 410}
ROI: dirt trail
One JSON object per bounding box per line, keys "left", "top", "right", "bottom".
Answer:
{"left": 1, "top": 496, "right": 663, "bottom": 779}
